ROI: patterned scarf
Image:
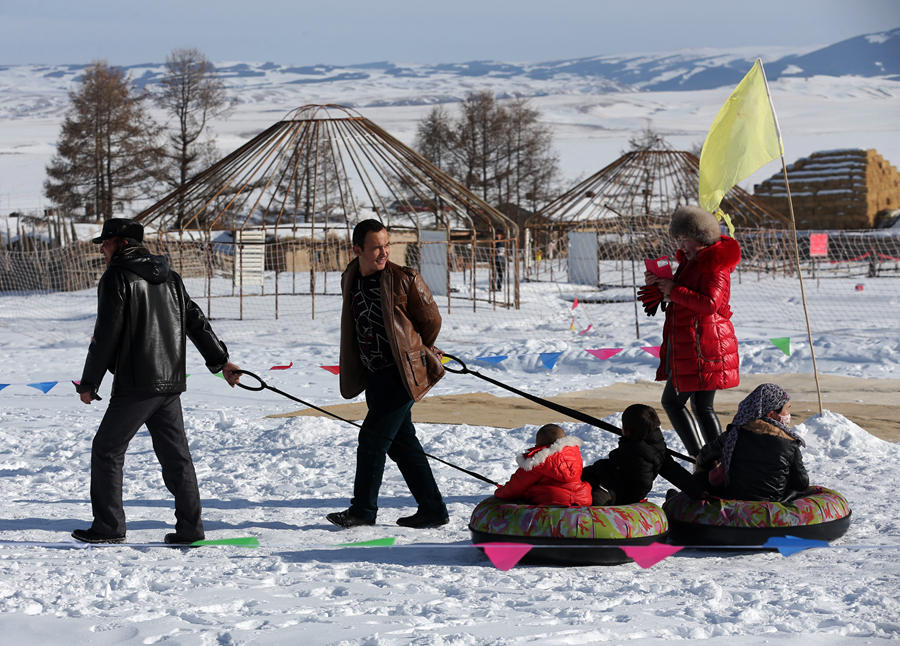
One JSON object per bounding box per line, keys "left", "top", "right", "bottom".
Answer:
{"left": 719, "top": 383, "right": 803, "bottom": 483}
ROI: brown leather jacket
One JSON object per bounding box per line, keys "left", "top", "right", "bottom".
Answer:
{"left": 339, "top": 258, "right": 444, "bottom": 402}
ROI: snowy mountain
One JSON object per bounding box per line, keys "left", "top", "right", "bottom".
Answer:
{"left": 2, "top": 27, "right": 899, "bottom": 214}
{"left": 1, "top": 27, "right": 897, "bottom": 120}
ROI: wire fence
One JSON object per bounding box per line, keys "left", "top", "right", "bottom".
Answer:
{"left": 1, "top": 229, "right": 898, "bottom": 347}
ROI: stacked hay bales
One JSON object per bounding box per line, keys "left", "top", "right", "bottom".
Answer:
{"left": 753, "top": 149, "right": 900, "bottom": 229}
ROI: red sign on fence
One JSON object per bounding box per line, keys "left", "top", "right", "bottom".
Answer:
{"left": 809, "top": 233, "right": 829, "bottom": 257}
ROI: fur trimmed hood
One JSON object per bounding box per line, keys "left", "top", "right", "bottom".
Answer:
{"left": 516, "top": 435, "right": 583, "bottom": 471}
{"left": 743, "top": 418, "right": 802, "bottom": 443}
{"left": 674, "top": 234, "right": 741, "bottom": 272}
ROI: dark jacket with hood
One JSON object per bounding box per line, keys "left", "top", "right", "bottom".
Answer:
{"left": 77, "top": 246, "right": 229, "bottom": 397}
{"left": 696, "top": 418, "right": 809, "bottom": 501}
{"left": 582, "top": 428, "right": 669, "bottom": 505}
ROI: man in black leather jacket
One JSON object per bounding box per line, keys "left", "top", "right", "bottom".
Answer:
{"left": 72, "top": 218, "right": 241, "bottom": 545}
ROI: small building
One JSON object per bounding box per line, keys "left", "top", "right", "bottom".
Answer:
{"left": 753, "top": 149, "right": 900, "bottom": 229}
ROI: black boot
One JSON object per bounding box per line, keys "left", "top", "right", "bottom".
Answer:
{"left": 664, "top": 406, "right": 704, "bottom": 458}
{"left": 694, "top": 407, "right": 723, "bottom": 445}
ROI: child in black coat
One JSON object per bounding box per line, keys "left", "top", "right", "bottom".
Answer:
{"left": 582, "top": 404, "right": 669, "bottom": 505}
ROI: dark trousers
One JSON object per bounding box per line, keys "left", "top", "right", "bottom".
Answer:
{"left": 89, "top": 392, "right": 203, "bottom": 537}
{"left": 661, "top": 380, "right": 722, "bottom": 457}
{"left": 349, "top": 368, "right": 446, "bottom": 522}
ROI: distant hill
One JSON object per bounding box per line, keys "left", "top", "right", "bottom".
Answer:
{"left": 0, "top": 27, "right": 897, "bottom": 119}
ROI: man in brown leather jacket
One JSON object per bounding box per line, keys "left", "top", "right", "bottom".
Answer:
{"left": 326, "top": 219, "right": 449, "bottom": 529}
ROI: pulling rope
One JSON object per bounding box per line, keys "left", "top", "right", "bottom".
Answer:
{"left": 441, "top": 353, "right": 696, "bottom": 464}
{"left": 234, "top": 369, "right": 500, "bottom": 486}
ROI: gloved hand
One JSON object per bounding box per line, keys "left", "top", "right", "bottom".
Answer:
{"left": 637, "top": 284, "right": 663, "bottom": 316}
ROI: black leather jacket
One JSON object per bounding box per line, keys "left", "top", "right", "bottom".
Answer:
{"left": 697, "top": 418, "right": 809, "bottom": 501}
{"left": 78, "top": 247, "right": 228, "bottom": 396}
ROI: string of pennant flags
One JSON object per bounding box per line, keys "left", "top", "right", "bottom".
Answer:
{"left": 566, "top": 298, "right": 792, "bottom": 356}
{"left": 4, "top": 534, "right": 896, "bottom": 571}
{"left": 0, "top": 336, "right": 792, "bottom": 394}
{"left": 1, "top": 294, "right": 794, "bottom": 393}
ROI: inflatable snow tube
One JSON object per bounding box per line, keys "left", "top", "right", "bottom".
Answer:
{"left": 468, "top": 496, "right": 668, "bottom": 566}
{"left": 662, "top": 486, "right": 851, "bottom": 546}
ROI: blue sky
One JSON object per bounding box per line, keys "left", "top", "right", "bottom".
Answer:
{"left": 2, "top": 0, "right": 898, "bottom": 66}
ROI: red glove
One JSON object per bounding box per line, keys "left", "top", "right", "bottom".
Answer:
{"left": 637, "top": 285, "right": 663, "bottom": 316}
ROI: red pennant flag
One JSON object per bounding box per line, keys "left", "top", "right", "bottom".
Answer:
{"left": 321, "top": 365, "right": 340, "bottom": 375}
{"left": 572, "top": 298, "right": 579, "bottom": 309}
{"left": 476, "top": 543, "right": 533, "bottom": 571}
{"left": 579, "top": 324, "right": 592, "bottom": 335}
{"left": 587, "top": 348, "right": 622, "bottom": 360}
{"left": 621, "top": 543, "right": 683, "bottom": 568}
{"left": 270, "top": 361, "right": 293, "bottom": 370}
{"left": 642, "top": 346, "right": 661, "bottom": 358}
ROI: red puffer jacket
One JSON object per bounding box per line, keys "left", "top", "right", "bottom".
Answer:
{"left": 494, "top": 436, "right": 593, "bottom": 506}
{"left": 655, "top": 235, "right": 741, "bottom": 392}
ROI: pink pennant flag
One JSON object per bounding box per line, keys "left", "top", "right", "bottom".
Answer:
{"left": 321, "top": 365, "right": 340, "bottom": 375}
{"left": 579, "top": 324, "right": 593, "bottom": 335}
{"left": 476, "top": 543, "right": 533, "bottom": 571}
{"left": 587, "top": 348, "right": 623, "bottom": 360}
{"left": 572, "top": 298, "right": 579, "bottom": 309}
{"left": 642, "top": 346, "right": 661, "bottom": 358}
{"left": 270, "top": 361, "right": 293, "bottom": 370}
{"left": 621, "top": 543, "right": 683, "bottom": 568}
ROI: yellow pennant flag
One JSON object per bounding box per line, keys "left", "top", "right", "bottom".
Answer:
{"left": 699, "top": 59, "right": 784, "bottom": 234}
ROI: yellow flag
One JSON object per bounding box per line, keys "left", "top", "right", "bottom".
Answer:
{"left": 699, "top": 59, "right": 783, "bottom": 233}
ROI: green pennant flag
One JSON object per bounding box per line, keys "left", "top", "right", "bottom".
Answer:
{"left": 337, "top": 537, "right": 396, "bottom": 547}
{"left": 770, "top": 337, "right": 790, "bottom": 356}
{"left": 191, "top": 536, "right": 259, "bottom": 547}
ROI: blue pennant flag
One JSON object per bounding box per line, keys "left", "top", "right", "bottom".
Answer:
{"left": 539, "top": 352, "right": 563, "bottom": 370}
{"left": 27, "top": 382, "right": 58, "bottom": 394}
{"left": 0, "top": 384, "right": 8, "bottom": 392}
{"left": 476, "top": 355, "right": 508, "bottom": 365}
{"left": 764, "top": 535, "right": 830, "bottom": 556}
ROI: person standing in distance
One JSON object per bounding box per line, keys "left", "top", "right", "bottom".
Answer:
{"left": 492, "top": 231, "right": 506, "bottom": 291}
{"left": 72, "top": 218, "right": 242, "bottom": 545}
{"left": 327, "top": 219, "right": 449, "bottom": 529}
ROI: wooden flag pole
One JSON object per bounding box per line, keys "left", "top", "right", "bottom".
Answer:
{"left": 760, "top": 61, "right": 824, "bottom": 415}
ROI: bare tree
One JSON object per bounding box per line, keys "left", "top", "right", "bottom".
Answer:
{"left": 45, "top": 61, "right": 163, "bottom": 220}
{"left": 156, "top": 48, "right": 232, "bottom": 220}
{"left": 625, "top": 121, "right": 669, "bottom": 152}
{"left": 415, "top": 92, "right": 559, "bottom": 216}
{"left": 415, "top": 106, "right": 455, "bottom": 171}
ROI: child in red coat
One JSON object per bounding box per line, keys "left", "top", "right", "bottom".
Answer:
{"left": 494, "top": 424, "right": 593, "bottom": 506}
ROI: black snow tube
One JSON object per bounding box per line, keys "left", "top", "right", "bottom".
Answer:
{"left": 468, "top": 496, "right": 668, "bottom": 566}
{"left": 662, "top": 486, "right": 852, "bottom": 546}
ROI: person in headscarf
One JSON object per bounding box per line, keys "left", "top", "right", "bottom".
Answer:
{"left": 694, "top": 383, "right": 809, "bottom": 502}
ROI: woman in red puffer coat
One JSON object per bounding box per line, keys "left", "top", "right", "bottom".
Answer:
{"left": 644, "top": 206, "right": 741, "bottom": 458}
{"left": 494, "top": 424, "right": 592, "bottom": 506}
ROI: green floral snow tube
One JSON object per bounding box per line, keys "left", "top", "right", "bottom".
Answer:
{"left": 663, "top": 485, "right": 852, "bottom": 546}
{"left": 468, "top": 496, "right": 668, "bottom": 566}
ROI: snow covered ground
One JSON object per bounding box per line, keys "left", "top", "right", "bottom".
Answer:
{"left": 1, "top": 43, "right": 899, "bottom": 645}
{"left": 0, "top": 268, "right": 898, "bottom": 644}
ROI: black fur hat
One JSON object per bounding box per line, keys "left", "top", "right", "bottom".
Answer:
{"left": 669, "top": 206, "right": 721, "bottom": 245}
{"left": 92, "top": 218, "right": 144, "bottom": 244}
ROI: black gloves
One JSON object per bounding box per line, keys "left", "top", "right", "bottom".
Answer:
{"left": 637, "top": 285, "right": 663, "bottom": 316}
